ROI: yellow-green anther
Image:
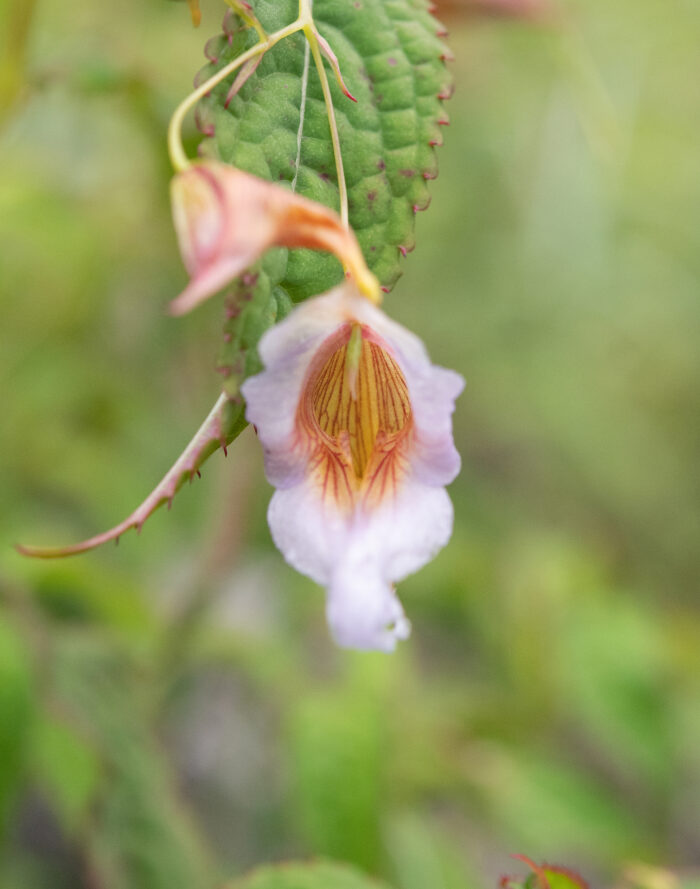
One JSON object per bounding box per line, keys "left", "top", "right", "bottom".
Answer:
{"left": 344, "top": 323, "right": 364, "bottom": 400}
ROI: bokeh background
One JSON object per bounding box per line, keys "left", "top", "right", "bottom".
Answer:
{"left": 1, "top": 0, "right": 700, "bottom": 886}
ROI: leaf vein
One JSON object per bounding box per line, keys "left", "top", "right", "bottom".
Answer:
{"left": 291, "top": 38, "right": 311, "bottom": 193}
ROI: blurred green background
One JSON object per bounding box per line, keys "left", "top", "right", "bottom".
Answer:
{"left": 1, "top": 0, "right": 700, "bottom": 887}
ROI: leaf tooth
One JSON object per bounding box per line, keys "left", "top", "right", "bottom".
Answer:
{"left": 412, "top": 194, "right": 431, "bottom": 213}
{"left": 398, "top": 237, "right": 416, "bottom": 257}
{"left": 222, "top": 8, "right": 237, "bottom": 41}
{"left": 204, "top": 36, "right": 222, "bottom": 64}
{"left": 194, "top": 104, "right": 215, "bottom": 137}
{"left": 193, "top": 64, "right": 214, "bottom": 90}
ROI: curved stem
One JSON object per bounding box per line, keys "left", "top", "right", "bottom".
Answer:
{"left": 168, "top": 0, "right": 354, "bottom": 280}
{"left": 306, "top": 26, "right": 349, "bottom": 229}
{"left": 16, "top": 393, "right": 236, "bottom": 559}
{"left": 168, "top": 0, "right": 350, "bottom": 231}
{"left": 168, "top": 20, "right": 302, "bottom": 172}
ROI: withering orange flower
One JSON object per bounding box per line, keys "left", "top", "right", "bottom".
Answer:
{"left": 170, "top": 159, "right": 378, "bottom": 316}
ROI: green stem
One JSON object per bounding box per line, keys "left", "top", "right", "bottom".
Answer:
{"left": 305, "top": 24, "right": 349, "bottom": 228}
{"left": 168, "top": 18, "right": 302, "bottom": 172}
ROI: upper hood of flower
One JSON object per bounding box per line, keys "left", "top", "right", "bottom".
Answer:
{"left": 169, "top": 160, "right": 379, "bottom": 315}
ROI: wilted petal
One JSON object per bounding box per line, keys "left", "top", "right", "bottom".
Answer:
{"left": 241, "top": 283, "right": 464, "bottom": 651}
{"left": 170, "top": 160, "right": 378, "bottom": 315}
{"left": 187, "top": 0, "right": 201, "bottom": 27}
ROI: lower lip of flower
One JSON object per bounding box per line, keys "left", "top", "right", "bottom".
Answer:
{"left": 296, "top": 322, "right": 413, "bottom": 512}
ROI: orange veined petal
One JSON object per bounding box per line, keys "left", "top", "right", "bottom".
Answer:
{"left": 296, "top": 323, "right": 413, "bottom": 512}
{"left": 169, "top": 161, "right": 380, "bottom": 316}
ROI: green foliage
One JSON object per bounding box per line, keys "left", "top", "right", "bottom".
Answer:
{"left": 0, "top": 615, "right": 34, "bottom": 837}
{"left": 538, "top": 871, "right": 587, "bottom": 889}
{"left": 48, "top": 636, "right": 213, "bottom": 889}
{"left": 287, "top": 659, "right": 389, "bottom": 868}
{"left": 226, "top": 860, "right": 394, "bottom": 889}
{"left": 217, "top": 250, "right": 294, "bottom": 396}
{"left": 502, "top": 858, "right": 589, "bottom": 889}
{"left": 31, "top": 712, "right": 101, "bottom": 834}
{"left": 386, "top": 813, "right": 478, "bottom": 889}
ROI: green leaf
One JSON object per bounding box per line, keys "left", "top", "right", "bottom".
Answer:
{"left": 386, "top": 812, "right": 478, "bottom": 889}
{"left": 539, "top": 867, "right": 589, "bottom": 889}
{"left": 0, "top": 615, "right": 34, "bottom": 838}
{"left": 198, "top": 0, "right": 450, "bottom": 347}
{"left": 501, "top": 857, "right": 589, "bottom": 889}
{"left": 49, "top": 636, "right": 213, "bottom": 889}
{"left": 217, "top": 250, "right": 294, "bottom": 397}
{"left": 286, "top": 657, "right": 397, "bottom": 870}
{"left": 31, "top": 713, "right": 101, "bottom": 835}
{"left": 225, "top": 859, "right": 395, "bottom": 889}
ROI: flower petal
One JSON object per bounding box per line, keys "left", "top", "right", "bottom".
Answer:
{"left": 327, "top": 571, "right": 410, "bottom": 652}
{"left": 267, "top": 475, "right": 453, "bottom": 651}
{"left": 241, "top": 286, "right": 371, "bottom": 486}
{"left": 170, "top": 161, "right": 379, "bottom": 316}
{"left": 243, "top": 282, "right": 464, "bottom": 651}
{"left": 316, "top": 288, "right": 465, "bottom": 485}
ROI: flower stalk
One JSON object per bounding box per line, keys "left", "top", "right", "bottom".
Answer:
{"left": 167, "top": 0, "right": 354, "bottom": 229}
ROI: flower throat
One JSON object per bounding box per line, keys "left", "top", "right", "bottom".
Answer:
{"left": 309, "top": 324, "right": 412, "bottom": 481}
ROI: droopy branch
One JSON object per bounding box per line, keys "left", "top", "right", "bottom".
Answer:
{"left": 17, "top": 394, "right": 244, "bottom": 558}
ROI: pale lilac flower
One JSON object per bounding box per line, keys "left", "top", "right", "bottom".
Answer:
{"left": 241, "top": 283, "right": 464, "bottom": 652}
{"left": 19, "top": 159, "right": 462, "bottom": 654}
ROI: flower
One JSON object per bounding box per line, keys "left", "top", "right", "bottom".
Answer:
{"left": 170, "top": 159, "right": 378, "bottom": 316}
{"left": 241, "top": 283, "right": 464, "bottom": 651}
{"left": 19, "top": 156, "right": 462, "bottom": 655}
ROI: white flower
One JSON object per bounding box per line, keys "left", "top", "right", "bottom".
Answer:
{"left": 241, "top": 283, "right": 464, "bottom": 652}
